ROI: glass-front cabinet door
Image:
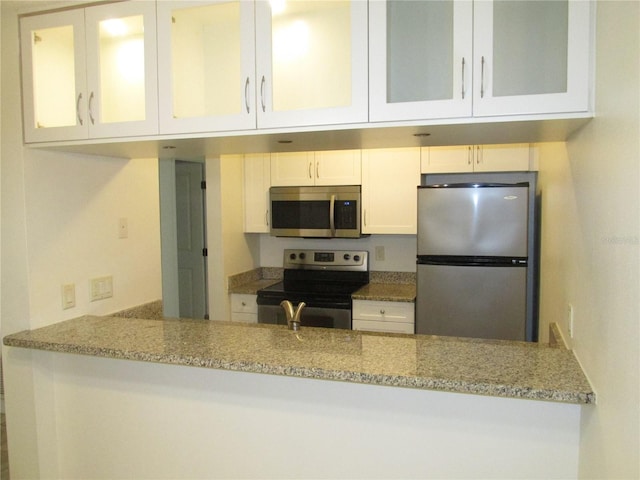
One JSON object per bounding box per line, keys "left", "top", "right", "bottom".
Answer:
{"left": 21, "top": 2, "right": 158, "bottom": 143}
{"left": 84, "top": 1, "right": 158, "bottom": 138}
{"left": 255, "top": 0, "right": 368, "bottom": 129}
{"left": 157, "top": 1, "right": 256, "bottom": 134}
{"left": 473, "top": 0, "right": 592, "bottom": 116}
{"left": 21, "top": 10, "right": 88, "bottom": 143}
{"left": 369, "top": 0, "right": 473, "bottom": 122}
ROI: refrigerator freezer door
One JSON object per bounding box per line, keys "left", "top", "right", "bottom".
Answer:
{"left": 416, "top": 263, "right": 527, "bottom": 341}
{"left": 417, "top": 185, "right": 529, "bottom": 257}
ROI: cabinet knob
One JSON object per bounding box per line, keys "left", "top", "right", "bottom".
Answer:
{"left": 380, "top": 309, "right": 385, "bottom": 315}
{"left": 241, "top": 302, "right": 246, "bottom": 307}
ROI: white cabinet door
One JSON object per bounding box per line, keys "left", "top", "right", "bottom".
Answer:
{"left": 243, "top": 153, "right": 271, "bottom": 233}
{"left": 157, "top": 0, "right": 256, "bottom": 134}
{"left": 255, "top": 0, "right": 368, "bottom": 129}
{"left": 270, "top": 150, "right": 361, "bottom": 187}
{"left": 369, "top": 0, "right": 473, "bottom": 122}
{"left": 270, "top": 152, "right": 315, "bottom": 186}
{"left": 21, "top": 10, "right": 88, "bottom": 142}
{"left": 473, "top": 0, "right": 592, "bottom": 116}
{"left": 84, "top": 1, "right": 158, "bottom": 138}
{"left": 313, "top": 150, "right": 361, "bottom": 186}
{"left": 475, "top": 144, "right": 531, "bottom": 172}
{"left": 422, "top": 144, "right": 531, "bottom": 173}
{"left": 362, "top": 148, "right": 421, "bottom": 234}
{"left": 22, "top": 3, "right": 159, "bottom": 142}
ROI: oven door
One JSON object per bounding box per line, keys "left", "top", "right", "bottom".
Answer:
{"left": 258, "top": 304, "right": 352, "bottom": 330}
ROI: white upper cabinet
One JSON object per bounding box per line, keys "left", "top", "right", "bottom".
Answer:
{"left": 361, "top": 147, "right": 421, "bottom": 234}
{"left": 254, "top": 0, "right": 368, "bottom": 129}
{"left": 157, "top": 1, "right": 256, "bottom": 134}
{"left": 369, "top": 0, "right": 473, "bottom": 122}
{"left": 21, "top": 10, "right": 87, "bottom": 142}
{"left": 421, "top": 144, "right": 532, "bottom": 174}
{"left": 21, "top": 2, "right": 158, "bottom": 142}
{"left": 270, "top": 150, "right": 361, "bottom": 186}
{"left": 473, "top": 0, "right": 591, "bottom": 116}
{"left": 243, "top": 153, "right": 271, "bottom": 233}
{"left": 370, "top": 0, "right": 592, "bottom": 122}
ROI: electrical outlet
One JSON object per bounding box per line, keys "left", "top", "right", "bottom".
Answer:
{"left": 90, "top": 276, "right": 113, "bottom": 302}
{"left": 375, "top": 246, "right": 385, "bottom": 261}
{"left": 61, "top": 283, "right": 76, "bottom": 310}
{"left": 567, "top": 304, "right": 574, "bottom": 338}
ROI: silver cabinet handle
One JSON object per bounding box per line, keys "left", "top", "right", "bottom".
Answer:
{"left": 316, "top": 161, "right": 320, "bottom": 179}
{"left": 476, "top": 145, "right": 482, "bottom": 165}
{"left": 480, "top": 56, "right": 485, "bottom": 98}
{"left": 76, "top": 93, "right": 84, "bottom": 126}
{"left": 88, "top": 91, "right": 95, "bottom": 125}
{"left": 244, "top": 77, "right": 250, "bottom": 114}
{"left": 308, "top": 161, "right": 313, "bottom": 179}
{"left": 260, "top": 75, "right": 266, "bottom": 112}
{"left": 265, "top": 209, "right": 269, "bottom": 226}
{"left": 467, "top": 146, "right": 472, "bottom": 165}
{"left": 329, "top": 194, "right": 336, "bottom": 236}
{"left": 461, "top": 57, "right": 466, "bottom": 99}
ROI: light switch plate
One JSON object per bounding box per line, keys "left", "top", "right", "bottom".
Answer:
{"left": 90, "top": 276, "right": 113, "bottom": 302}
{"left": 62, "top": 283, "right": 76, "bottom": 310}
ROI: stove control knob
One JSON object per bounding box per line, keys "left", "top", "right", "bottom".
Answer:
{"left": 299, "top": 252, "right": 306, "bottom": 260}
{"left": 289, "top": 253, "right": 297, "bottom": 260}
{"left": 353, "top": 255, "right": 361, "bottom": 262}
{"left": 343, "top": 253, "right": 351, "bottom": 261}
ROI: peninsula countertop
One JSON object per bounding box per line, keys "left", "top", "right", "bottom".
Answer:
{"left": 3, "top": 315, "right": 594, "bottom": 405}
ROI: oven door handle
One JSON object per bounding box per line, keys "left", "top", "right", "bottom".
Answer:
{"left": 329, "top": 194, "right": 336, "bottom": 237}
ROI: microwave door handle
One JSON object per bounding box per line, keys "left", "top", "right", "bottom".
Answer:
{"left": 329, "top": 194, "right": 336, "bottom": 237}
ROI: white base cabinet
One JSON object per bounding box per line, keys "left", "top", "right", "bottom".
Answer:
{"left": 230, "top": 293, "right": 258, "bottom": 323}
{"left": 421, "top": 144, "right": 533, "bottom": 174}
{"left": 352, "top": 300, "right": 415, "bottom": 334}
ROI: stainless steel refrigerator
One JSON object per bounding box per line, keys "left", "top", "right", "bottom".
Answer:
{"left": 416, "top": 175, "right": 538, "bottom": 342}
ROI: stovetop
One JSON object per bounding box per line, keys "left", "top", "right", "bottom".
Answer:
{"left": 257, "top": 249, "right": 370, "bottom": 300}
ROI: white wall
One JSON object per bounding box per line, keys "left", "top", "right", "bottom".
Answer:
{"left": 537, "top": 2, "right": 639, "bottom": 478}
{"left": 2, "top": 3, "right": 163, "bottom": 476}
{"left": 207, "top": 155, "right": 260, "bottom": 320}
{"left": 260, "top": 234, "right": 417, "bottom": 272}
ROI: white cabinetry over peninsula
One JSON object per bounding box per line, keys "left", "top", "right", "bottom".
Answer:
{"left": 369, "top": 0, "right": 591, "bottom": 122}
{"left": 20, "top": 2, "right": 158, "bottom": 143}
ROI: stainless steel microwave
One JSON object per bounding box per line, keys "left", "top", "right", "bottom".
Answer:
{"left": 269, "top": 185, "right": 364, "bottom": 238}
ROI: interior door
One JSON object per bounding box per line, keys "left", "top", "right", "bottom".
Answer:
{"left": 175, "top": 161, "right": 208, "bottom": 319}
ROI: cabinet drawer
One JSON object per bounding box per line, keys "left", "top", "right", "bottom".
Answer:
{"left": 230, "top": 294, "right": 258, "bottom": 314}
{"left": 352, "top": 300, "right": 414, "bottom": 322}
{"left": 353, "top": 319, "right": 414, "bottom": 335}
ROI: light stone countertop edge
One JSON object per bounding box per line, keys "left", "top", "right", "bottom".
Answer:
{"left": 3, "top": 316, "right": 595, "bottom": 405}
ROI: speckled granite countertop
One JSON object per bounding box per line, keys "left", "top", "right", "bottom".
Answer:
{"left": 4, "top": 315, "right": 594, "bottom": 405}
{"left": 352, "top": 283, "right": 416, "bottom": 302}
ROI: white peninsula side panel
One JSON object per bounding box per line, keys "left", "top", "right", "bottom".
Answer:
{"left": 6, "top": 348, "right": 582, "bottom": 479}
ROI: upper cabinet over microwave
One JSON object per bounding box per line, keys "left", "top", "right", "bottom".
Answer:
{"left": 369, "top": 0, "right": 592, "bottom": 122}
{"left": 20, "top": 2, "right": 158, "bottom": 143}
{"left": 156, "top": 0, "right": 368, "bottom": 135}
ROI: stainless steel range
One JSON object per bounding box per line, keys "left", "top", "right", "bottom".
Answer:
{"left": 257, "top": 249, "right": 369, "bottom": 329}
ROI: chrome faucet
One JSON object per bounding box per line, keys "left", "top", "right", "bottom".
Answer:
{"left": 280, "top": 300, "right": 306, "bottom": 331}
